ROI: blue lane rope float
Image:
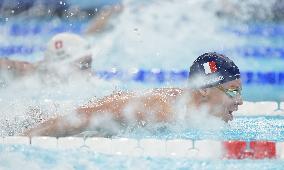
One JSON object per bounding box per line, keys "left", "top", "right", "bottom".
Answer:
{"left": 234, "top": 46, "right": 284, "bottom": 58}
{"left": 8, "top": 22, "right": 84, "bottom": 36}
{"left": 0, "top": 60, "right": 283, "bottom": 85}
{"left": 0, "top": 45, "right": 38, "bottom": 56}
{"left": 95, "top": 69, "right": 284, "bottom": 85}
{"left": 6, "top": 22, "right": 284, "bottom": 37}
{"left": 2, "top": 44, "right": 284, "bottom": 59}
{"left": 224, "top": 25, "right": 284, "bottom": 37}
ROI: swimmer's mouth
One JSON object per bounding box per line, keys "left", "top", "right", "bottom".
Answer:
{"left": 226, "top": 107, "right": 238, "bottom": 122}
{"left": 223, "top": 111, "right": 233, "bottom": 123}
{"left": 228, "top": 111, "right": 233, "bottom": 121}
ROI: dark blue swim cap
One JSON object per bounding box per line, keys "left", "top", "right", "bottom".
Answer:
{"left": 188, "top": 52, "right": 240, "bottom": 88}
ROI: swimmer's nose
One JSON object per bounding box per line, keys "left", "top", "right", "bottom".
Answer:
{"left": 235, "top": 95, "right": 243, "bottom": 106}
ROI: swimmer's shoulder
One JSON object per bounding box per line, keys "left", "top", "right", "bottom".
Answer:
{"left": 82, "top": 90, "right": 134, "bottom": 107}
{"left": 111, "top": 89, "right": 135, "bottom": 99}
{"left": 152, "top": 88, "right": 184, "bottom": 96}
{"left": 147, "top": 88, "right": 184, "bottom": 104}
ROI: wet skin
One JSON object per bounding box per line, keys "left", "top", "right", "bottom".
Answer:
{"left": 24, "top": 79, "right": 243, "bottom": 137}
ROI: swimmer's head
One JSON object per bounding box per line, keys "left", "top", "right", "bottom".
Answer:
{"left": 44, "top": 32, "right": 92, "bottom": 70}
{"left": 188, "top": 52, "right": 243, "bottom": 122}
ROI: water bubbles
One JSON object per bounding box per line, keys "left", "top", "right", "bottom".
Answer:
{"left": 5, "top": 18, "right": 8, "bottom": 22}
{"left": 59, "top": 1, "right": 63, "bottom": 5}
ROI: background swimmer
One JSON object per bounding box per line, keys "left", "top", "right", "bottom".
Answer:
{"left": 0, "top": 32, "right": 93, "bottom": 79}
{"left": 24, "top": 52, "right": 243, "bottom": 137}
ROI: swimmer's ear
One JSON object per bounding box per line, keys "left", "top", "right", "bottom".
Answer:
{"left": 198, "top": 88, "right": 208, "bottom": 97}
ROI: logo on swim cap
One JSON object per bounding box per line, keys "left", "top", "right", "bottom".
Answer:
{"left": 203, "top": 61, "right": 218, "bottom": 74}
{"left": 206, "top": 75, "right": 224, "bottom": 85}
{"left": 54, "top": 40, "right": 63, "bottom": 49}
{"left": 188, "top": 52, "right": 240, "bottom": 88}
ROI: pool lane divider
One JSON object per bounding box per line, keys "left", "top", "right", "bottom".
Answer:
{"left": 0, "top": 136, "right": 281, "bottom": 159}
{"left": 223, "top": 141, "right": 276, "bottom": 159}
{"left": 0, "top": 60, "right": 283, "bottom": 84}
{"left": 94, "top": 69, "right": 284, "bottom": 85}
{"left": 3, "top": 45, "right": 284, "bottom": 59}
{"left": 225, "top": 25, "right": 284, "bottom": 37}
{"left": 6, "top": 22, "right": 284, "bottom": 37}
{"left": 5, "top": 23, "right": 284, "bottom": 37}
{"left": 234, "top": 46, "right": 284, "bottom": 58}
{"left": 8, "top": 23, "right": 84, "bottom": 37}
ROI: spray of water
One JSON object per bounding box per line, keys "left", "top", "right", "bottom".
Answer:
{"left": 2, "top": 1, "right": 282, "bottom": 167}
{"left": 0, "top": 0, "right": 278, "bottom": 138}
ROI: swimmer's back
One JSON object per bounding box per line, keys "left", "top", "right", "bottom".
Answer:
{"left": 77, "top": 88, "right": 184, "bottom": 122}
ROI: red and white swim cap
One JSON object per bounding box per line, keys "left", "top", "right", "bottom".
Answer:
{"left": 44, "top": 32, "right": 92, "bottom": 63}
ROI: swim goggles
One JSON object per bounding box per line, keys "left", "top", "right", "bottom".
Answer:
{"left": 73, "top": 55, "right": 93, "bottom": 70}
{"left": 216, "top": 85, "right": 242, "bottom": 98}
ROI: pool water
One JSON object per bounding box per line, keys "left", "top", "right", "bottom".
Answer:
{"left": 1, "top": 116, "right": 284, "bottom": 170}
{"left": 1, "top": 144, "right": 284, "bottom": 170}
{"left": 97, "top": 116, "right": 284, "bottom": 141}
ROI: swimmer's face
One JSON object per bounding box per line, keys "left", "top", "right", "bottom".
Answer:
{"left": 206, "top": 79, "right": 243, "bottom": 122}
{"left": 40, "top": 55, "right": 92, "bottom": 81}
{"left": 72, "top": 55, "right": 93, "bottom": 71}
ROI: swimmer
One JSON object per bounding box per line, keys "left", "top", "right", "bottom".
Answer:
{"left": 24, "top": 52, "right": 243, "bottom": 137}
{"left": 0, "top": 32, "right": 93, "bottom": 78}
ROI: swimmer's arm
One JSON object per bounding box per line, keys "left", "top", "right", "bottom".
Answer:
{"left": 0, "top": 58, "right": 37, "bottom": 76}
{"left": 23, "top": 111, "right": 92, "bottom": 137}
{"left": 85, "top": 4, "right": 123, "bottom": 34}
{"left": 23, "top": 96, "right": 124, "bottom": 137}
{"left": 23, "top": 93, "right": 171, "bottom": 137}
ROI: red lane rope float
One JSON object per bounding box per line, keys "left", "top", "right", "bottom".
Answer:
{"left": 223, "top": 141, "right": 276, "bottom": 159}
